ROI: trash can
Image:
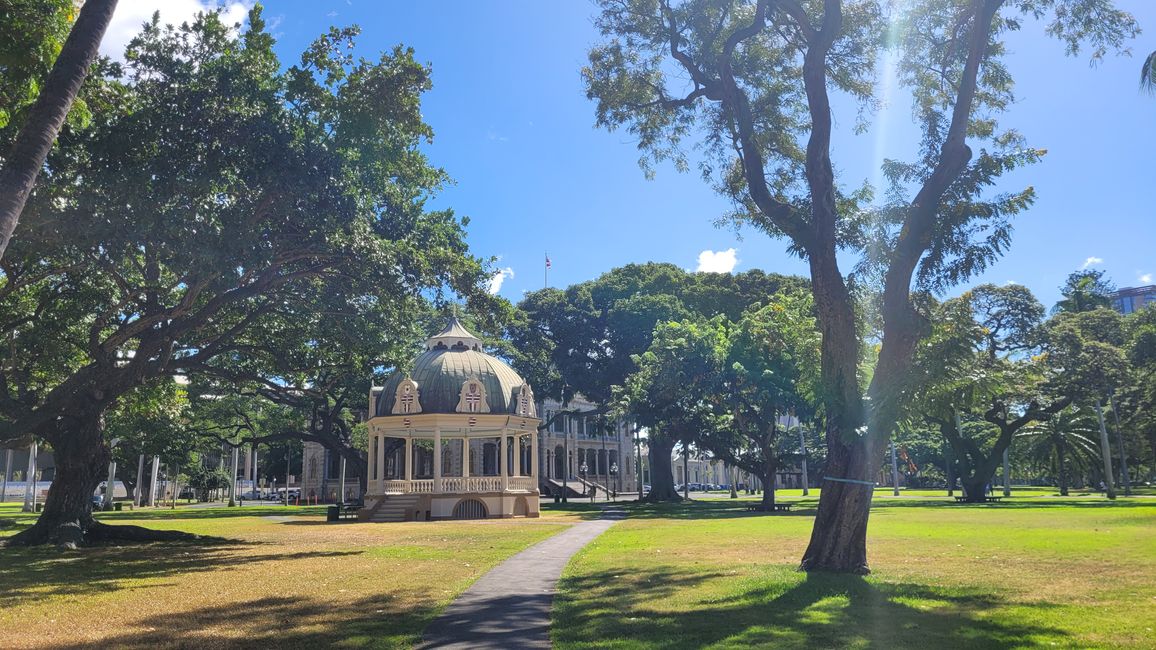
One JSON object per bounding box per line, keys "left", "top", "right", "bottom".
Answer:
{"left": 326, "top": 505, "right": 339, "bottom": 522}
{"left": 114, "top": 502, "right": 123, "bottom": 511}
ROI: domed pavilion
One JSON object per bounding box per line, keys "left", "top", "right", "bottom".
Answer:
{"left": 360, "top": 318, "right": 540, "bottom": 521}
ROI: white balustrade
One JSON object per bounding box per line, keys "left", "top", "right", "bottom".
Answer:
{"left": 383, "top": 476, "right": 534, "bottom": 494}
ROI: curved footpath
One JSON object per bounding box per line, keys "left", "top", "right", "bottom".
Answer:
{"left": 419, "top": 507, "right": 626, "bottom": 649}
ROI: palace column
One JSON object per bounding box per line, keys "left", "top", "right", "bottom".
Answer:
{"left": 514, "top": 433, "right": 523, "bottom": 477}
{"left": 530, "top": 429, "right": 538, "bottom": 482}
{"left": 375, "top": 433, "right": 385, "bottom": 493}
{"left": 462, "top": 438, "right": 470, "bottom": 480}
{"left": 433, "top": 426, "right": 442, "bottom": 493}
{"left": 404, "top": 436, "right": 413, "bottom": 487}
{"left": 499, "top": 430, "right": 509, "bottom": 491}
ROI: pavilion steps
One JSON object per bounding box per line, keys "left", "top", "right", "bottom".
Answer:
{"left": 366, "top": 494, "right": 422, "bottom": 522}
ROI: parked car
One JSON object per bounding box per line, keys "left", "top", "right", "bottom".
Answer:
{"left": 238, "top": 490, "right": 262, "bottom": 500}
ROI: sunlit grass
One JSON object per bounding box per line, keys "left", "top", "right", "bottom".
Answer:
{"left": 554, "top": 498, "right": 1156, "bottom": 649}
{"left": 0, "top": 502, "right": 569, "bottom": 649}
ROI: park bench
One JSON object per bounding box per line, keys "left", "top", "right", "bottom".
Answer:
{"left": 326, "top": 503, "right": 361, "bottom": 522}
{"left": 744, "top": 503, "right": 793, "bottom": 513}
{"left": 953, "top": 496, "right": 1003, "bottom": 503}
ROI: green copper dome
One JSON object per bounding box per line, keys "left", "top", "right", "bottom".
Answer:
{"left": 376, "top": 318, "right": 531, "bottom": 417}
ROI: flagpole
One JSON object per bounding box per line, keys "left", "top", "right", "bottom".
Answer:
{"left": 544, "top": 251, "right": 548, "bottom": 289}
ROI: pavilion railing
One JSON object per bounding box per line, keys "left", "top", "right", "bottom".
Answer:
{"left": 380, "top": 476, "right": 535, "bottom": 494}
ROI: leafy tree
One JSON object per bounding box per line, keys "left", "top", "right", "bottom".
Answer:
{"left": 584, "top": 0, "right": 1135, "bottom": 571}
{"left": 0, "top": 0, "right": 118, "bottom": 260}
{"left": 0, "top": 8, "right": 485, "bottom": 547}
{"left": 1142, "top": 50, "right": 1155, "bottom": 92}
{"left": 697, "top": 293, "right": 821, "bottom": 509}
{"left": 617, "top": 319, "right": 728, "bottom": 501}
{"left": 1043, "top": 307, "right": 1130, "bottom": 498}
{"left": 1053, "top": 269, "right": 1115, "bottom": 314}
{"left": 912, "top": 285, "right": 1067, "bottom": 501}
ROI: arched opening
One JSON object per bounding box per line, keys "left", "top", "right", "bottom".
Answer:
{"left": 452, "top": 498, "right": 488, "bottom": 520}
{"left": 554, "top": 445, "right": 565, "bottom": 479}
{"left": 482, "top": 443, "right": 498, "bottom": 476}
{"left": 513, "top": 496, "right": 528, "bottom": 517}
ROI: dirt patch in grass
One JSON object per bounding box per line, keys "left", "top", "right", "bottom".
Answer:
{"left": 0, "top": 507, "right": 568, "bottom": 649}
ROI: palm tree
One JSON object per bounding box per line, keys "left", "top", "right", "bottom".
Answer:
{"left": 1017, "top": 406, "right": 1102, "bottom": 495}
{"left": 0, "top": 0, "right": 119, "bottom": 261}
{"left": 1143, "top": 51, "right": 1156, "bottom": 93}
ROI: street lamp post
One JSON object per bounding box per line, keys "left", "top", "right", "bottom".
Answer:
{"left": 609, "top": 462, "right": 618, "bottom": 501}
{"left": 580, "top": 462, "right": 591, "bottom": 503}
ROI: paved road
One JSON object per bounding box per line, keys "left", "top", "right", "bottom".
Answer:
{"left": 419, "top": 508, "right": 626, "bottom": 649}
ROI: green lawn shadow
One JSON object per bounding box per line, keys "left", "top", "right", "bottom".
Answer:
{"left": 555, "top": 567, "right": 1070, "bottom": 649}
{"left": 0, "top": 539, "right": 359, "bottom": 607}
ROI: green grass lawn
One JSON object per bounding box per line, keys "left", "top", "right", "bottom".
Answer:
{"left": 554, "top": 497, "right": 1156, "bottom": 649}
{"left": 0, "top": 502, "right": 570, "bottom": 649}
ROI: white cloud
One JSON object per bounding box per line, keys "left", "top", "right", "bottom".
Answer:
{"left": 1004, "top": 280, "right": 1020, "bottom": 285}
{"left": 102, "top": 0, "right": 252, "bottom": 60}
{"left": 487, "top": 267, "right": 515, "bottom": 294}
{"left": 1140, "top": 273, "right": 1153, "bottom": 284}
{"left": 1081, "top": 256, "right": 1104, "bottom": 269}
{"left": 696, "top": 248, "right": 738, "bottom": 273}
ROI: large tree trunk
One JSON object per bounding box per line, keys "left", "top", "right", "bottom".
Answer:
{"left": 4, "top": 411, "right": 197, "bottom": 548}
{"left": 758, "top": 449, "right": 777, "bottom": 509}
{"left": 0, "top": 0, "right": 118, "bottom": 261}
{"left": 643, "top": 437, "right": 679, "bottom": 502}
{"left": 799, "top": 435, "right": 877, "bottom": 574}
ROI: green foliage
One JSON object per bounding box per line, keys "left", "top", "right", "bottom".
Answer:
{"left": 1052, "top": 269, "right": 1115, "bottom": 314}
{"left": 0, "top": 0, "right": 79, "bottom": 132}
{"left": 0, "top": 6, "right": 486, "bottom": 454}
{"left": 508, "top": 262, "right": 807, "bottom": 404}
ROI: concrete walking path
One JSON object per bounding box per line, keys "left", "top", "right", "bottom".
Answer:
{"left": 419, "top": 508, "right": 626, "bottom": 649}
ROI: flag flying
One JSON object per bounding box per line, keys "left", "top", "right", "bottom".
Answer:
{"left": 545, "top": 255, "right": 552, "bottom": 269}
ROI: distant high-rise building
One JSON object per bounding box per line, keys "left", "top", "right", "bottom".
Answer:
{"left": 1109, "top": 285, "right": 1156, "bottom": 315}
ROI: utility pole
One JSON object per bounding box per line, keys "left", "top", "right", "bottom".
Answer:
{"left": 285, "top": 442, "right": 291, "bottom": 506}
{"left": 675, "top": 441, "right": 684, "bottom": 497}
{"left": 796, "top": 412, "right": 809, "bottom": 496}
{"left": 134, "top": 454, "right": 145, "bottom": 507}
{"left": 1002, "top": 447, "right": 1011, "bottom": 497}
{"left": 148, "top": 455, "right": 160, "bottom": 507}
{"left": 22, "top": 442, "right": 38, "bottom": 512}
{"left": 1, "top": 447, "right": 11, "bottom": 503}
{"left": 252, "top": 444, "right": 259, "bottom": 498}
{"left": 228, "top": 445, "right": 239, "bottom": 507}
{"left": 1109, "top": 393, "right": 1131, "bottom": 496}
{"left": 1094, "top": 398, "right": 1117, "bottom": 499}
{"left": 950, "top": 410, "right": 963, "bottom": 497}
{"left": 889, "top": 440, "right": 900, "bottom": 497}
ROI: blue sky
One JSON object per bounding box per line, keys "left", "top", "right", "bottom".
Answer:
{"left": 108, "top": 1, "right": 1156, "bottom": 309}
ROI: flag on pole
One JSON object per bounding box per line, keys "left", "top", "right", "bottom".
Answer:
{"left": 545, "top": 255, "right": 552, "bottom": 269}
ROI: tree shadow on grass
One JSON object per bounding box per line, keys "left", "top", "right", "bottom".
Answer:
{"left": 620, "top": 500, "right": 817, "bottom": 520}
{"left": 869, "top": 498, "right": 1156, "bottom": 510}
{"left": 555, "top": 567, "right": 1071, "bottom": 649}
{"left": 94, "top": 505, "right": 329, "bottom": 520}
{"left": 0, "top": 540, "right": 360, "bottom": 607}
{"left": 49, "top": 593, "right": 432, "bottom": 649}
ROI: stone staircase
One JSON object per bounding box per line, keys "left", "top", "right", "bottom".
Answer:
{"left": 363, "top": 494, "right": 422, "bottom": 522}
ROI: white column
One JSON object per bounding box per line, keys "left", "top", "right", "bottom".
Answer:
{"left": 2, "top": 447, "right": 13, "bottom": 503}
{"left": 433, "top": 427, "right": 442, "bottom": 493}
{"left": 148, "top": 455, "right": 160, "bottom": 507}
{"left": 104, "top": 459, "right": 117, "bottom": 509}
{"left": 404, "top": 437, "right": 413, "bottom": 482}
{"left": 375, "top": 434, "right": 385, "bottom": 494}
{"left": 462, "top": 439, "right": 470, "bottom": 479}
{"left": 134, "top": 454, "right": 146, "bottom": 506}
{"left": 500, "top": 430, "right": 509, "bottom": 491}
{"left": 514, "top": 434, "right": 523, "bottom": 477}
{"left": 228, "top": 446, "right": 239, "bottom": 506}
{"left": 22, "top": 442, "right": 38, "bottom": 512}
{"left": 531, "top": 431, "right": 538, "bottom": 482}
